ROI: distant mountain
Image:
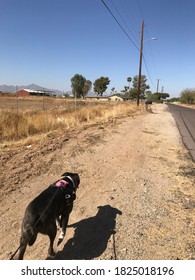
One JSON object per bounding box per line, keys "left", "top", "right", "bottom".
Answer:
{"left": 0, "top": 83, "right": 64, "bottom": 95}
{"left": 0, "top": 84, "right": 16, "bottom": 92}
{"left": 22, "top": 83, "right": 46, "bottom": 91}
{"left": 86, "top": 91, "right": 96, "bottom": 97}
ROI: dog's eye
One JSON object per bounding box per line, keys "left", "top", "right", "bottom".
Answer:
{"left": 65, "top": 194, "right": 71, "bottom": 199}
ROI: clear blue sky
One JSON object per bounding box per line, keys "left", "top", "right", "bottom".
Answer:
{"left": 0, "top": 0, "right": 195, "bottom": 97}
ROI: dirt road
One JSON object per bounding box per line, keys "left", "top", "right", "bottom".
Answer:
{"left": 0, "top": 103, "right": 195, "bottom": 260}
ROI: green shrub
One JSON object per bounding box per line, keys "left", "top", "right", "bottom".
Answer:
{"left": 180, "top": 89, "right": 195, "bottom": 104}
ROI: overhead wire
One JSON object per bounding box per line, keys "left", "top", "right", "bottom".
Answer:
{"left": 137, "top": 0, "right": 145, "bottom": 22}
{"left": 101, "top": 0, "right": 157, "bottom": 91}
{"left": 144, "top": 25, "right": 159, "bottom": 87}
{"left": 136, "top": 0, "right": 158, "bottom": 90}
{"left": 120, "top": 0, "right": 139, "bottom": 43}
{"left": 110, "top": 0, "right": 139, "bottom": 44}
{"left": 100, "top": 0, "right": 140, "bottom": 51}
{"left": 142, "top": 56, "right": 156, "bottom": 90}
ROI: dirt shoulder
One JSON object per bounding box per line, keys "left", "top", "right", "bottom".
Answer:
{"left": 0, "top": 103, "right": 195, "bottom": 260}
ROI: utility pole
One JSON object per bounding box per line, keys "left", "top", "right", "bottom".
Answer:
{"left": 16, "top": 85, "right": 19, "bottom": 113}
{"left": 16, "top": 85, "right": 19, "bottom": 138}
{"left": 137, "top": 20, "right": 144, "bottom": 106}
{"left": 156, "top": 79, "right": 160, "bottom": 93}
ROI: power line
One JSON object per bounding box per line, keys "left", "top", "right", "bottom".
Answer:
{"left": 100, "top": 0, "right": 140, "bottom": 51}
{"left": 110, "top": 0, "right": 139, "bottom": 44}
{"left": 101, "top": 0, "right": 157, "bottom": 91}
{"left": 144, "top": 26, "right": 159, "bottom": 85}
{"left": 136, "top": 0, "right": 158, "bottom": 90}
{"left": 142, "top": 55, "right": 156, "bottom": 90}
{"left": 120, "top": 0, "right": 139, "bottom": 42}
{"left": 137, "top": 0, "right": 145, "bottom": 21}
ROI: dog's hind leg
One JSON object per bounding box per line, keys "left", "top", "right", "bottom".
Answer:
{"left": 18, "top": 235, "right": 28, "bottom": 260}
{"left": 18, "top": 225, "right": 35, "bottom": 260}
{"left": 47, "top": 224, "right": 57, "bottom": 257}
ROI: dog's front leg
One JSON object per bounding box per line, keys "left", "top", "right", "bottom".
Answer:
{"left": 56, "top": 216, "right": 61, "bottom": 228}
{"left": 57, "top": 213, "right": 69, "bottom": 246}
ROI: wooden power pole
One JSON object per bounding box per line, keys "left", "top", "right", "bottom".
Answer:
{"left": 137, "top": 20, "right": 144, "bottom": 106}
{"left": 156, "top": 79, "right": 160, "bottom": 93}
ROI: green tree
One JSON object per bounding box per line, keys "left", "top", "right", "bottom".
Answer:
{"left": 180, "top": 89, "right": 195, "bottom": 104}
{"left": 124, "top": 86, "right": 129, "bottom": 92}
{"left": 71, "top": 74, "right": 86, "bottom": 98}
{"left": 152, "top": 92, "right": 170, "bottom": 102}
{"left": 160, "top": 93, "right": 170, "bottom": 99}
{"left": 127, "top": 77, "right": 132, "bottom": 91}
{"left": 129, "top": 88, "right": 138, "bottom": 99}
{"left": 167, "top": 97, "right": 179, "bottom": 102}
{"left": 111, "top": 87, "right": 115, "bottom": 95}
{"left": 82, "top": 80, "right": 92, "bottom": 98}
{"left": 93, "top": 77, "right": 110, "bottom": 96}
{"left": 146, "top": 90, "right": 153, "bottom": 100}
{"left": 132, "top": 75, "right": 150, "bottom": 99}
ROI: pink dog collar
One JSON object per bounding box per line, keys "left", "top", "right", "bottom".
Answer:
{"left": 55, "top": 180, "right": 68, "bottom": 187}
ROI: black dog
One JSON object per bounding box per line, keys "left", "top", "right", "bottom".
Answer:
{"left": 17, "top": 172, "right": 80, "bottom": 260}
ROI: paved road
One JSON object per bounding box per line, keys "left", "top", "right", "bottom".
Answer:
{"left": 167, "top": 104, "right": 195, "bottom": 162}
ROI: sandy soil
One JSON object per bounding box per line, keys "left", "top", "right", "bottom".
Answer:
{"left": 0, "top": 103, "right": 195, "bottom": 260}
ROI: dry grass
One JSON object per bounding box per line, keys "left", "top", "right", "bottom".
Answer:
{"left": 0, "top": 99, "right": 144, "bottom": 144}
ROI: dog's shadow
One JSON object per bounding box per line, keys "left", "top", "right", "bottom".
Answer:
{"left": 51, "top": 205, "right": 122, "bottom": 260}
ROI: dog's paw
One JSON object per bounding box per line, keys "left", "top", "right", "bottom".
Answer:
{"left": 48, "top": 249, "right": 56, "bottom": 259}
{"left": 57, "top": 238, "right": 63, "bottom": 246}
{"left": 48, "top": 252, "right": 56, "bottom": 259}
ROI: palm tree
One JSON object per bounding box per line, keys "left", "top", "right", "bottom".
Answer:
{"left": 127, "top": 77, "right": 132, "bottom": 91}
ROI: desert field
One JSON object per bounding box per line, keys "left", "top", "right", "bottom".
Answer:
{"left": 0, "top": 95, "right": 142, "bottom": 145}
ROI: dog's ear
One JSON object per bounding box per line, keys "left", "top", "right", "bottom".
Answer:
{"left": 61, "top": 172, "right": 80, "bottom": 188}
{"left": 61, "top": 172, "right": 72, "bottom": 177}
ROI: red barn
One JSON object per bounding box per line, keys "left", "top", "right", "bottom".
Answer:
{"left": 16, "top": 89, "right": 53, "bottom": 96}
{"left": 16, "top": 89, "right": 30, "bottom": 96}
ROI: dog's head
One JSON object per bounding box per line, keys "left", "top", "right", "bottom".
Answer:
{"left": 61, "top": 172, "right": 80, "bottom": 191}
